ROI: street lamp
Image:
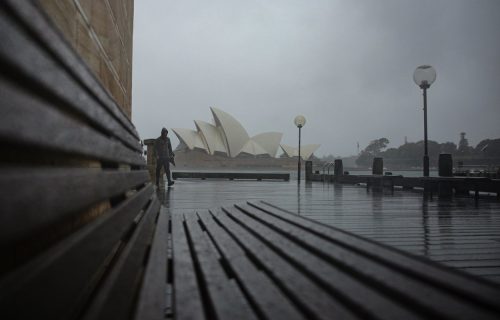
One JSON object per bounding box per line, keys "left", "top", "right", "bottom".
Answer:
{"left": 413, "top": 65, "right": 436, "bottom": 177}
{"left": 294, "top": 115, "right": 306, "bottom": 183}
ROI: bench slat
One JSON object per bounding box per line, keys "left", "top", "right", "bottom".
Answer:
{"left": 82, "top": 196, "right": 161, "bottom": 320}
{"left": 253, "top": 200, "right": 500, "bottom": 313}
{"left": 184, "top": 213, "right": 257, "bottom": 320}
{"left": 0, "top": 184, "right": 154, "bottom": 320}
{"left": 212, "top": 209, "right": 359, "bottom": 320}
{"left": 196, "top": 210, "right": 305, "bottom": 320}
{"left": 0, "top": 168, "right": 149, "bottom": 247}
{"left": 224, "top": 206, "right": 420, "bottom": 320}
{"left": 169, "top": 202, "right": 500, "bottom": 320}
{"left": 171, "top": 213, "right": 206, "bottom": 320}
{"left": 0, "top": 77, "right": 144, "bottom": 165}
{"left": 134, "top": 206, "right": 169, "bottom": 320}
{"left": 236, "top": 203, "right": 498, "bottom": 320}
{"left": 0, "top": 3, "right": 163, "bottom": 320}
{"left": 0, "top": 2, "right": 140, "bottom": 150}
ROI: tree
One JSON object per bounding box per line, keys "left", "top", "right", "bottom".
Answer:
{"left": 364, "top": 138, "right": 390, "bottom": 155}
{"left": 355, "top": 138, "right": 389, "bottom": 167}
{"left": 355, "top": 151, "right": 372, "bottom": 167}
{"left": 440, "top": 142, "right": 457, "bottom": 154}
{"left": 476, "top": 138, "right": 500, "bottom": 157}
{"left": 475, "top": 139, "right": 491, "bottom": 153}
{"left": 355, "top": 136, "right": 500, "bottom": 168}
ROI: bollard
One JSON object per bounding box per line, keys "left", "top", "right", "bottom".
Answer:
{"left": 372, "top": 157, "right": 383, "bottom": 175}
{"left": 438, "top": 154, "right": 453, "bottom": 177}
{"left": 334, "top": 159, "right": 343, "bottom": 176}
{"left": 305, "top": 161, "right": 313, "bottom": 181}
{"left": 438, "top": 154, "right": 453, "bottom": 197}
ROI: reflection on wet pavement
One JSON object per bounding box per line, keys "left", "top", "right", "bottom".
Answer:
{"left": 158, "top": 179, "right": 500, "bottom": 283}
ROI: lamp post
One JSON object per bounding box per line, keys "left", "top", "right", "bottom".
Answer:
{"left": 294, "top": 115, "right": 306, "bottom": 183}
{"left": 413, "top": 65, "right": 436, "bottom": 177}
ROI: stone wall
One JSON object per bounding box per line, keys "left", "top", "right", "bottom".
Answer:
{"left": 39, "top": 0, "right": 134, "bottom": 118}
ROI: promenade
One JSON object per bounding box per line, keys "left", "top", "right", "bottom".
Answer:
{"left": 160, "top": 179, "right": 500, "bottom": 284}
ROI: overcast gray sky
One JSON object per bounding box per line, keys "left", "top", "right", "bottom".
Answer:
{"left": 132, "top": 0, "right": 500, "bottom": 157}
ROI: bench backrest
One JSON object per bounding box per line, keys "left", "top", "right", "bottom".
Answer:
{"left": 0, "top": 2, "right": 165, "bottom": 319}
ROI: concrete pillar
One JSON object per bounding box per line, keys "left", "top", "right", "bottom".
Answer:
{"left": 437, "top": 154, "right": 453, "bottom": 197}
{"left": 372, "top": 157, "right": 383, "bottom": 175}
{"left": 334, "top": 159, "right": 343, "bottom": 176}
{"left": 305, "top": 161, "right": 313, "bottom": 181}
{"left": 438, "top": 153, "right": 453, "bottom": 177}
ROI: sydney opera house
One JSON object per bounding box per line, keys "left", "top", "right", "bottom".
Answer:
{"left": 172, "top": 107, "right": 320, "bottom": 160}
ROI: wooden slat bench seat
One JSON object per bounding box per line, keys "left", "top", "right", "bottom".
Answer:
{"left": 171, "top": 201, "right": 500, "bottom": 320}
{"left": 1, "top": 2, "right": 167, "bottom": 319}
{"left": 0, "top": 186, "right": 167, "bottom": 320}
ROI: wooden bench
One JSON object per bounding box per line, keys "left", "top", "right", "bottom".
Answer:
{"left": 172, "top": 200, "right": 500, "bottom": 319}
{"left": 0, "top": 2, "right": 167, "bottom": 319}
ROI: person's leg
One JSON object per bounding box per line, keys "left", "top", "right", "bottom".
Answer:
{"left": 164, "top": 161, "right": 174, "bottom": 186}
{"left": 155, "top": 159, "right": 162, "bottom": 186}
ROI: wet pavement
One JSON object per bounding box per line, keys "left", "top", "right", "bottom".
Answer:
{"left": 158, "top": 179, "right": 500, "bottom": 284}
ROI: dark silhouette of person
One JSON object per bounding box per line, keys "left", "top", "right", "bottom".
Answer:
{"left": 155, "top": 127, "right": 175, "bottom": 187}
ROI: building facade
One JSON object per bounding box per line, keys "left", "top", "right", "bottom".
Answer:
{"left": 39, "top": 0, "right": 134, "bottom": 118}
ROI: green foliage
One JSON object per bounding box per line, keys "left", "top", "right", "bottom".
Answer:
{"left": 365, "top": 138, "right": 390, "bottom": 155}
{"left": 356, "top": 137, "right": 390, "bottom": 167}
{"left": 475, "top": 138, "right": 500, "bottom": 156}
{"left": 355, "top": 137, "right": 500, "bottom": 168}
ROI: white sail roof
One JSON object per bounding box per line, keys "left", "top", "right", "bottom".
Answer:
{"left": 252, "top": 132, "right": 283, "bottom": 157}
{"left": 171, "top": 128, "right": 207, "bottom": 152}
{"left": 210, "top": 107, "right": 250, "bottom": 157}
{"left": 280, "top": 144, "right": 296, "bottom": 158}
{"left": 301, "top": 144, "right": 321, "bottom": 160}
{"left": 238, "top": 140, "right": 268, "bottom": 156}
{"left": 194, "top": 120, "right": 227, "bottom": 155}
{"left": 280, "top": 144, "right": 320, "bottom": 160}
{"left": 170, "top": 107, "right": 322, "bottom": 159}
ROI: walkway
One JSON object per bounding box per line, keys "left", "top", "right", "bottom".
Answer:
{"left": 159, "top": 179, "right": 500, "bottom": 283}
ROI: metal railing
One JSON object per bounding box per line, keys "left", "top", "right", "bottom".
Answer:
{"left": 321, "top": 162, "right": 335, "bottom": 181}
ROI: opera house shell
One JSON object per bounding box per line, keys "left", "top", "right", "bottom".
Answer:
{"left": 172, "top": 107, "right": 319, "bottom": 160}
{"left": 280, "top": 144, "right": 321, "bottom": 161}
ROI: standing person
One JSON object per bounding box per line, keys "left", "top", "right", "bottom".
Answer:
{"left": 155, "top": 128, "right": 175, "bottom": 187}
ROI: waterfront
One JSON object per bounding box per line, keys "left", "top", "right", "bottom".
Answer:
{"left": 161, "top": 178, "right": 500, "bottom": 284}
{"left": 173, "top": 168, "right": 441, "bottom": 178}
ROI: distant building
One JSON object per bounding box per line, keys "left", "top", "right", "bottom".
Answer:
{"left": 172, "top": 107, "right": 320, "bottom": 160}
{"left": 173, "top": 107, "right": 283, "bottom": 158}
{"left": 458, "top": 132, "right": 472, "bottom": 153}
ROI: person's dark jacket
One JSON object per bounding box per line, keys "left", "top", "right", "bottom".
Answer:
{"left": 154, "top": 136, "right": 174, "bottom": 161}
